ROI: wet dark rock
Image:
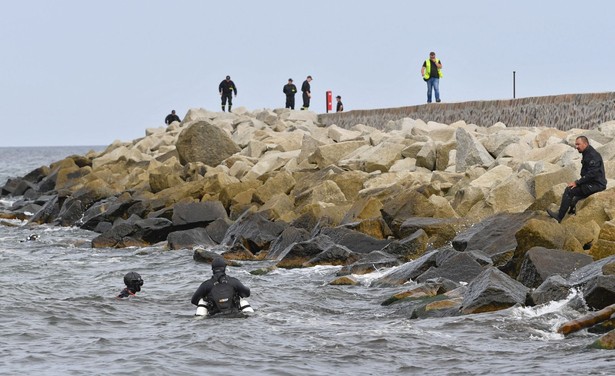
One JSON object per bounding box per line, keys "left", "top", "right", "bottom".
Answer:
{"left": 222, "top": 211, "right": 287, "bottom": 254}
{"left": 171, "top": 201, "right": 228, "bottom": 226}
{"left": 303, "top": 246, "right": 360, "bottom": 267}
{"left": 91, "top": 218, "right": 173, "bottom": 248}
{"left": 371, "top": 252, "right": 436, "bottom": 287}
{"left": 516, "top": 247, "right": 593, "bottom": 288}
{"left": 583, "top": 275, "right": 615, "bottom": 310}
{"left": 79, "top": 194, "right": 135, "bottom": 231}
{"left": 205, "top": 218, "right": 231, "bottom": 244}
{"left": 529, "top": 275, "right": 571, "bottom": 306}
{"left": 93, "top": 221, "right": 112, "bottom": 233}
{"left": 589, "top": 329, "right": 615, "bottom": 350}
{"left": 329, "top": 276, "right": 359, "bottom": 286}
{"left": 398, "top": 217, "right": 463, "bottom": 248}
{"left": 380, "top": 189, "right": 434, "bottom": 237}
{"left": 276, "top": 235, "right": 353, "bottom": 268}
{"left": 53, "top": 198, "right": 84, "bottom": 226}
{"left": 167, "top": 227, "right": 216, "bottom": 250}
{"left": 266, "top": 226, "right": 311, "bottom": 260}
{"left": 28, "top": 195, "right": 60, "bottom": 224}
{"left": 382, "top": 280, "right": 465, "bottom": 319}
{"left": 380, "top": 229, "right": 429, "bottom": 261}
{"left": 222, "top": 243, "right": 258, "bottom": 261}
{"left": 11, "top": 203, "right": 43, "bottom": 218}
{"left": 319, "top": 226, "right": 392, "bottom": 254}
{"left": 452, "top": 212, "right": 537, "bottom": 271}
{"left": 193, "top": 248, "right": 241, "bottom": 266}
{"left": 337, "top": 250, "right": 400, "bottom": 276}
{"left": 416, "top": 251, "right": 485, "bottom": 284}
{"left": 568, "top": 255, "right": 615, "bottom": 287}
{"left": 461, "top": 267, "right": 530, "bottom": 314}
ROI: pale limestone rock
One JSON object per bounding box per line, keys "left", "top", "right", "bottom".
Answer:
{"left": 307, "top": 140, "right": 368, "bottom": 169}
{"left": 533, "top": 165, "right": 578, "bottom": 199}
{"left": 229, "top": 160, "right": 253, "bottom": 180}
{"left": 243, "top": 150, "right": 301, "bottom": 181}
{"left": 429, "top": 195, "right": 459, "bottom": 218}
{"left": 260, "top": 130, "right": 304, "bottom": 152}
{"left": 340, "top": 142, "right": 407, "bottom": 173}
{"left": 295, "top": 180, "right": 347, "bottom": 207}
{"left": 416, "top": 141, "right": 436, "bottom": 170}
{"left": 525, "top": 143, "right": 574, "bottom": 164}
{"left": 253, "top": 171, "right": 296, "bottom": 204}
{"left": 455, "top": 127, "right": 495, "bottom": 172}
{"left": 486, "top": 174, "right": 534, "bottom": 213}
{"left": 469, "top": 165, "right": 514, "bottom": 190}
{"left": 427, "top": 124, "right": 456, "bottom": 143}
{"left": 241, "top": 140, "right": 268, "bottom": 159}
{"left": 287, "top": 110, "right": 318, "bottom": 123}
{"left": 401, "top": 142, "right": 425, "bottom": 159}
{"left": 259, "top": 193, "right": 297, "bottom": 222}
{"left": 362, "top": 171, "right": 411, "bottom": 192}
{"left": 176, "top": 120, "right": 241, "bottom": 167}
{"left": 436, "top": 141, "right": 457, "bottom": 171}
{"left": 327, "top": 124, "right": 363, "bottom": 142}
{"left": 92, "top": 146, "right": 153, "bottom": 169}
{"left": 389, "top": 158, "right": 417, "bottom": 172}
{"left": 598, "top": 120, "right": 615, "bottom": 138}
{"left": 255, "top": 109, "right": 279, "bottom": 126}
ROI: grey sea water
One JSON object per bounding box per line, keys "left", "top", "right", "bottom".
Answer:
{"left": 0, "top": 146, "right": 614, "bottom": 376}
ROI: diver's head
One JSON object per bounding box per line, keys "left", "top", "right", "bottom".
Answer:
{"left": 211, "top": 257, "right": 227, "bottom": 274}
{"left": 123, "top": 271, "right": 143, "bottom": 292}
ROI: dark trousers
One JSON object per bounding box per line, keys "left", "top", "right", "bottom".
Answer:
{"left": 285, "top": 96, "right": 295, "bottom": 110}
{"left": 221, "top": 93, "right": 233, "bottom": 111}
{"left": 302, "top": 93, "right": 310, "bottom": 110}
{"left": 556, "top": 184, "right": 604, "bottom": 220}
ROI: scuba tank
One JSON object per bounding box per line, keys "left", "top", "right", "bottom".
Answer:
{"left": 195, "top": 298, "right": 209, "bottom": 316}
{"left": 239, "top": 298, "right": 254, "bottom": 313}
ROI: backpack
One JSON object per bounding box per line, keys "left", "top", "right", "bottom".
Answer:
{"left": 208, "top": 276, "right": 237, "bottom": 313}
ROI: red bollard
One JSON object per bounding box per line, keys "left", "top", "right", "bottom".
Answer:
{"left": 326, "top": 91, "right": 332, "bottom": 113}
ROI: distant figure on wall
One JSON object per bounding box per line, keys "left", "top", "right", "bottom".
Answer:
{"left": 283, "top": 78, "right": 297, "bottom": 110}
{"left": 421, "top": 51, "right": 443, "bottom": 103}
{"left": 165, "top": 110, "right": 181, "bottom": 125}
{"left": 301, "top": 75, "right": 313, "bottom": 110}
{"left": 547, "top": 136, "right": 607, "bottom": 223}
{"left": 219, "top": 75, "right": 237, "bottom": 112}
{"left": 336, "top": 95, "right": 344, "bottom": 112}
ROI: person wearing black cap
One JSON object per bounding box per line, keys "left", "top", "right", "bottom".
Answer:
{"left": 335, "top": 96, "right": 344, "bottom": 112}
{"left": 283, "top": 78, "right": 297, "bottom": 110}
{"left": 117, "top": 271, "right": 143, "bottom": 298}
{"left": 165, "top": 110, "right": 181, "bottom": 125}
{"left": 191, "top": 257, "right": 250, "bottom": 315}
{"left": 301, "top": 75, "right": 312, "bottom": 110}
{"left": 218, "top": 75, "right": 237, "bottom": 112}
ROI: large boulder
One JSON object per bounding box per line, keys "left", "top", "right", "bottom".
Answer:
{"left": 516, "top": 247, "right": 593, "bottom": 288}
{"left": 461, "top": 267, "right": 530, "bottom": 314}
{"left": 337, "top": 251, "right": 400, "bottom": 276}
{"left": 307, "top": 140, "right": 368, "bottom": 169}
{"left": 167, "top": 227, "right": 217, "bottom": 250}
{"left": 416, "top": 251, "right": 485, "bottom": 284}
{"left": 266, "top": 226, "right": 311, "bottom": 260}
{"left": 222, "top": 211, "right": 286, "bottom": 254}
{"left": 398, "top": 217, "right": 463, "bottom": 248}
{"left": 529, "top": 275, "right": 572, "bottom": 305}
{"left": 91, "top": 217, "right": 174, "bottom": 248}
{"left": 176, "top": 120, "right": 241, "bottom": 166}
{"left": 171, "top": 201, "right": 228, "bottom": 227}
{"left": 380, "top": 229, "right": 429, "bottom": 261}
{"left": 371, "top": 248, "right": 458, "bottom": 287}
{"left": 276, "top": 235, "right": 356, "bottom": 269}
{"left": 455, "top": 127, "right": 495, "bottom": 172}
{"left": 318, "top": 226, "right": 392, "bottom": 254}
{"left": 452, "top": 212, "right": 537, "bottom": 271}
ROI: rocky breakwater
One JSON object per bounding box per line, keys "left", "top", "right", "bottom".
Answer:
{"left": 3, "top": 106, "right": 615, "bottom": 332}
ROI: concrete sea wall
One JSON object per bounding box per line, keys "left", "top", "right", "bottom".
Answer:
{"left": 319, "top": 92, "right": 615, "bottom": 131}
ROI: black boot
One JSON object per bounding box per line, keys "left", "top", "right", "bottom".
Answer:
{"left": 228, "top": 105, "right": 232, "bottom": 113}
{"left": 546, "top": 208, "right": 562, "bottom": 223}
{"left": 221, "top": 105, "right": 225, "bottom": 112}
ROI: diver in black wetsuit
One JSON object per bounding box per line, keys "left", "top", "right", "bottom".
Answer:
{"left": 117, "top": 271, "right": 143, "bottom": 298}
{"left": 191, "top": 258, "right": 250, "bottom": 315}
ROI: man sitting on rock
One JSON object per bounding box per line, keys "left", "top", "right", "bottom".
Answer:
{"left": 547, "top": 136, "right": 607, "bottom": 223}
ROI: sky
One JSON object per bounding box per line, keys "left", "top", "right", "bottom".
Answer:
{"left": 1, "top": 0, "right": 614, "bottom": 147}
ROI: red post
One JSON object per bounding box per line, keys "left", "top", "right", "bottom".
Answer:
{"left": 326, "top": 91, "right": 332, "bottom": 113}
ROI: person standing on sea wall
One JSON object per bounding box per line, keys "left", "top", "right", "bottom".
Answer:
{"left": 301, "top": 75, "right": 312, "bottom": 110}
{"left": 336, "top": 95, "right": 344, "bottom": 112}
{"left": 283, "top": 78, "right": 297, "bottom": 110}
{"left": 219, "top": 75, "right": 237, "bottom": 112}
{"left": 164, "top": 110, "right": 181, "bottom": 125}
{"left": 421, "top": 51, "right": 443, "bottom": 103}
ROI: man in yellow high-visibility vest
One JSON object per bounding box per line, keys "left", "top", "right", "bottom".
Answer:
{"left": 420, "top": 51, "right": 443, "bottom": 103}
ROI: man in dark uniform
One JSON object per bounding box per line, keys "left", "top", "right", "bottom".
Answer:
{"left": 283, "top": 78, "right": 297, "bottom": 109}
{"left": 117, "top": 271, "right": 143, "bottom": 298}
{"left": 547, "top": 136, "right": 607, "bottom": 223}
{"left": 191, "top": 257, "right": 250, "bottom": 315}
{"left": 164, "top": 110, "right": 181, "bottom": 125}
{"left": 301, "top": 75, "right": 312, "bottom": 110}
{"left": 336, "top": 95, "right": 344, "bottom": 112}
{"left": 218, "top": 75, "right": 237, "bottom": 112}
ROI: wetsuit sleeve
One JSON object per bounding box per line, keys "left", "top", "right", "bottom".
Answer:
{"left": 191, "top": 281, "right": 211, "bottom": 305}
{"left": 232, "top": 81, "right": 237, "bottom": 95}
{"left": 218, "top": 81, "right": 224, "bottom": 93}
{"left": 232, "top": 278, "right": 250, "bottom": 298}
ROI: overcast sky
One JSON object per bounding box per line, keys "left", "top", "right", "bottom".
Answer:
{"left": 2, "top": 1, "right": 614, "bottom": 147}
